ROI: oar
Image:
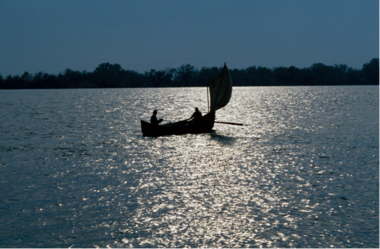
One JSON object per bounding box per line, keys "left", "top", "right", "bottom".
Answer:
{"left": 215, "top": 121, "right": 244, "bottom": 126}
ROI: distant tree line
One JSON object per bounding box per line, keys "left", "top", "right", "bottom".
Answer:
{"left": 0, "top": 58, "right": 378, "bottom": 89}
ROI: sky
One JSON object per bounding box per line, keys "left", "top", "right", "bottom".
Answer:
{"left": 0, "top": 0, "right": 378, "bottom": 76}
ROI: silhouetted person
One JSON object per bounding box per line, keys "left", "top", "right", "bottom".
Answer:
{"left": 150, "top": 110, "right": 163, "bottom": 126}
{"left": 189, "top": 107, "right": 202, "bottom": 121}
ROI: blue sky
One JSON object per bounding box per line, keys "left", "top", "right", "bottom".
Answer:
{"left": 0, "top": 0, "right": 378, "bottom": 76}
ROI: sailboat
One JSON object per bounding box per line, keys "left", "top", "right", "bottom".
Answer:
{"left": 140, "top": 63, "right": 233, "bottom": 136}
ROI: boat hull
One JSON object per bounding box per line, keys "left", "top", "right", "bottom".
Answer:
{"left": 141, "top": 113, "right": 215, "bottom": 136}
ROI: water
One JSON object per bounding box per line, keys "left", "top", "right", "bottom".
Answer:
{"left": 0, "top": 86, "right": 378, "bottom": 248}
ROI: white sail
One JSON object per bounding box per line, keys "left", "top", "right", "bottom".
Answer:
{"left": 208, "top": 63, "right": 233, "bottom": 112}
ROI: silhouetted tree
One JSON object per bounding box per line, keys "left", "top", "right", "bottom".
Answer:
{"left": 122, "top": 70, "right": 146, "bottom": 87}
{"left": 3, "top": 75, "right": 22, "bottom": 89}
{"left": 273, "top": 67, "right": 292, "bottom": 86}
{"left": 21, "top": 72, "right": 33, "bottom": 81}
{"left": 245, "top": 66, "right": 259, "bottom": 86}
{"left": 0, "top": 75, "right": 3, "bottom": 89}
{"left": 196, "top": 67, "right": 220, "bottom": 85}
{"left": 144, "top": 69, "right": 174, "bottom": 87}
{"left": 1, "top": 58, "right": 378, "bottom": 89}
{"left": 362, "top": 58, "right": 379, "bottom": 85}
{"left": 310, "top": 63, "right": 344, "bottom": 85}
{"left": 174, "top": 64, "right": 198, "bottom": 86}
{"left": 93, "top": 63, "right": 124, "bottom": 88}
{"left": 346, "top": 68, "right": 365, "bottom": 85}
{"left": 255, "top": 67, "right": 274, "bottom": 85}
{"left": 64, "top": 69, "right": 80, "bottom": 86}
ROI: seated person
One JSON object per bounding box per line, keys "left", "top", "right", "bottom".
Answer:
{"left": 189, "top": 107, "right": 202, "bottom": 121}
{"left": 150, "top": 110, "right": 163, "bottom": 125}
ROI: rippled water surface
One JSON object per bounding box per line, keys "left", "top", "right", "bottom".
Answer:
{"left": 0, "top": 86, "right": 378, "bottom": 247}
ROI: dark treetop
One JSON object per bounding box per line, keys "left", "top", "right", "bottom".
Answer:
{"left": 0, "top": 58, "right": 378, "bottom": 89}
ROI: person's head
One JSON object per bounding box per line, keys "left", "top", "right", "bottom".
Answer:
{"left": 195, "top": 107, "right": 199, "bottom": 112}
{"left": 153, "top": 110, "right": 157, "bottom": 115}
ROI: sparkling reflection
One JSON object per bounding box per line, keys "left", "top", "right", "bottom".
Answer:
{"left": 0, "top": 87, "right": 378, "bottom": 247}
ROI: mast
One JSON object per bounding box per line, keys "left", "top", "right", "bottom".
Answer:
{"left": 207, "top": 82, "right": 210, "bottom": 113}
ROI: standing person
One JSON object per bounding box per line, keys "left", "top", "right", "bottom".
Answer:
{"left": 150, "top": 110, "right": 163, "bottom": 125}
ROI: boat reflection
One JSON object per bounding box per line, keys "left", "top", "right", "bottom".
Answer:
{"left": 208, "top": 131, "right": 237, "bottom": 145}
